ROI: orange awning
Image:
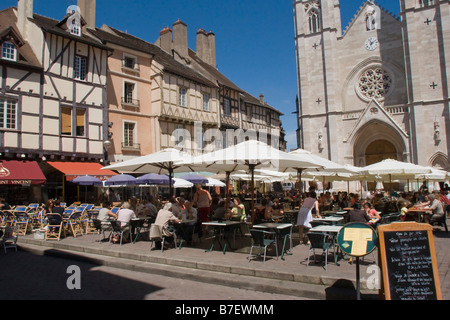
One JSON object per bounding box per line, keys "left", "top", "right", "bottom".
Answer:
{"left": 48, "top": 162, "right": 117, "bottom": 182}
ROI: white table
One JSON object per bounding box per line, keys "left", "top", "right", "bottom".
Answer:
{"left": 202, "top": 221, "right": 242, "bottom": 254}
{"left": 253, "top": 223, "right": 294, "bottom": 260}
{"left": 310, "top": 225, "right": 343, "bottom": 265}
{"left": 313, "top": 216, "right": 344, "bottom": 225}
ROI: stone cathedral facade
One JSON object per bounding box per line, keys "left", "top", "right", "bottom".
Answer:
{"left": 293, "top": 0, "right": 450, "bottom": 173}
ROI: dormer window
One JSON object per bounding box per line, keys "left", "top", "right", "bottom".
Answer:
{"left": 1, "top": 42, "right": 17, "bottom": 61}
{"left": 70, "top": 18, "right": 81, "bottom": 36}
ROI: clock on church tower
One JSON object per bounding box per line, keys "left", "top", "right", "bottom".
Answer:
{"left": 364, "top": 37, "right": 379, "bottom": 51}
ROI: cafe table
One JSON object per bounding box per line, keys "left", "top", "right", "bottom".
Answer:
{"left": 171, "top": 219, "right": 196, "bottom": 248}
{"left": 202, "top": 220, "right": 242, "bottom": 254}
{"left": 406, "top": 208, "right": 432, "bottom": 223}
{"left": 309, "top": 225, "right": 344, "bottom": 265}
{"left": 313, "top": 216, "right": 344, "bottom": 225}
{"left": 252, "top": 222, "right": 294, "bottom": 260}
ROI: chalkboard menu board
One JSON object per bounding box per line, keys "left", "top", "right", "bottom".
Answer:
{"left": 378, "top": 223, "right": 442, "bottom": 300}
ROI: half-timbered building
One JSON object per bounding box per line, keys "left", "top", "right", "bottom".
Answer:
{"left": 0, "top": 0, "right": 110, "bottom": 203}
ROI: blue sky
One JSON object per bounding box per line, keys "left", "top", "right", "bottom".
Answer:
{"left": 3, "top": 0, "right": 400, "bottom": 151}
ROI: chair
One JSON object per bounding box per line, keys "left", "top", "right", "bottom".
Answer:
{"left": 130, "top": 219, "right": 146, "bottom": 244}
{"left": 92, "top": 219, "right": 108, "bottom": 242}
{"left": 149, "top": 223, "right": 177, "bottom": 253}
{"left": 65, "top": 212, "right": 83, "bottom": 238}
{"left": 248, "top": 229, "right": 278, "bottom": 263}
{"left": 1, "top": 225, "right": 18, "bottom": 253}
{"left": 45, "top": 214, "right": 64, "bottom": 241}
{"left": 109, "top": 220, "right": 125, "bottom": 246}
{"left": 280, "top": 225, "right": 294, "bottom": 261}
{"left": 306, "top": 232, "right": 335, "bottom": 271}
{"left": 2, "top": 210, "right": 16, "bottom": 227}
{"left": 432, "top": 209, "right": 448, "bottom": 233}
{"left": 14, "top": 212, "right": 29, "bottom": 236}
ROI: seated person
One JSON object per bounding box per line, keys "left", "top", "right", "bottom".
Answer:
{"left": 114, "top": 202, "right": 136, "bottom": 240}
{"left": 363, "top": 202, "right": 381, "bottom": 225}
{"left": 145, "top": 195, "right": 158, "bottom": 218}
{"left": 180, "top": 201, "right": 197, "bottom": 245}
{"left": 231, "top": 198, "right": 246, "bottom": 221}
{"left": 271, "top": 198, "right": 284, "bottom": 216}
{"left": 130, "top": 197, "right": 148, "bottom": 218}
{"left": 212, "top": 200, "right": 227, "bottom": 220}
{"left": 348, "top": 208, "right": 371, "bottom": 223}
{"left": 52, "top": 200, "right": 65, "bottom": 215}
{"left": 153, "top": 203, "right": 180, "bottom": 249}
{"left": 97, "top": 201, "right": 115, "bottom": 230}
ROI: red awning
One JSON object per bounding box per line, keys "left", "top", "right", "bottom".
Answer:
{"left": 48, "top": 162, "right": 117, "bottom": 182}
{"left": 0, "top": 160, "right": 46, "bottom": 185}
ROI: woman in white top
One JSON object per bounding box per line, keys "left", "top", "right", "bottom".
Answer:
{"left": 297, "top": 191, "right": 321, "bottom": 244}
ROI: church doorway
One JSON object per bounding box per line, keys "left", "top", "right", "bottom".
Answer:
{"left": 365, "top": 139, "right": 399, "bottom": 191}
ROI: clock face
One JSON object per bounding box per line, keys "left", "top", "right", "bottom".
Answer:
{"left": 365, "top": 37, "right": 379, "bottom": 51}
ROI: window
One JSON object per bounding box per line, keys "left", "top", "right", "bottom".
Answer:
{"left": 179, "top": 87, "right": 187, "bottom": 107}
{"left": 420, "top": 0, "right": 434, "bottom": 7}
{"left": 61, "top": 107, "right": 85, "bottom": 136}
{"left": 223, "top": 98, "right": 231, "bottom": 116}
{"left": 308, "top": 9, "right": 320, "bottom": 34}
{"left": 70, "top": 18, "right": 81, "bottom": 36}
{"left": 123, "top": 122, "right": 136, "bottom": 148}
{"left": 124, "top": 56, "right": 136, "bottom": 69}
{"left": 0, "top": 99, "right": 17, "bottom": 129}
{"left": 61, "top": 107, "right": 72, "bottom": 135}
{"left": 76, "top": 109, "right": 85, "bottom": 137}
{"left": 203, "top": 94, "right": 210, "bottom": 112}
{"left": 74, "top": 55, "right": 87, "bottom": 81}
{"left": 124, "top": 82, "right": 135, "bottom": 104}
{"left": 1, "top": 42, "right": 17, "bottom": 61}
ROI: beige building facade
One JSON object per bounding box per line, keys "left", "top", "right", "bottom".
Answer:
{"left": 294, "top": 0, "right": 450, "bottom": 172}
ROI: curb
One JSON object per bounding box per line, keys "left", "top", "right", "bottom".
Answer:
{"left": 17, "top": 238, "right": 378, "bottom": 300}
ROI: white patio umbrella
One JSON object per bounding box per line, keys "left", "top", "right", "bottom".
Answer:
{"left": 172, "top": 178, "right": 193, "bottom": 189}
{"left": 205, "top": 178, "right": 226, "bottom": 187}
{"left": 415, "top": 167, "right": 450, "bottom": 181}
{"left": 102, "top": 148, "right": 195, "bottom": 196}
{"left": 360, "top": 159, "right": 432, "bottom": 191}
{"left": 181, "top": 140, "right": 322, "bottom": 223}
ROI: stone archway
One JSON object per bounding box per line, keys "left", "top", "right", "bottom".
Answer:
{"left": 352, "top": 121, "right": 407, "bottom": 191}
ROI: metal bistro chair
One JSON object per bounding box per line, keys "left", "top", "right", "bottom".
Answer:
{"left": 130, "top": 219, "right": 147, "bottom": 244}
{"left": 306, "top": 232, "right": 335, "bottom": 271}
{"left": 109, "top": 220, "right": 125, "bottom": 246}
{"left": 433, "top": 206, "right": 449, "bottom": 233}
{"left": 92, "top": 219, "right": 109, "bottom": 243}
{"left": 279, "top": 224, "right": 294, "bottom": 261}
{"left": 248, "top": 229, "right": 278, "bottom": 263}
{"left": 149, "top": 223, "right": 177, "bottom": 253}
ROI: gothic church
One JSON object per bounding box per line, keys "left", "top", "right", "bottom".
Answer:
{"left": 294, "top": 0, "right": 450, "bottom": 172}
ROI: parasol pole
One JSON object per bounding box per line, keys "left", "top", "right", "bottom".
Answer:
{"left": 250, "top": 164, "right": 256, "bottom": 225}
{"left": 168, "top": 167, "right": 174, "bottom": 197}
{"left": 297, "top": 168, "right": 303, "bottom": 208}
{"left": 225, "top": 171, "right": 231, "bottom": 211}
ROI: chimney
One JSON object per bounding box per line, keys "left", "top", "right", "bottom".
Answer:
{"left": 207, "top": 31, "right": 216, "bottom": 68}
{"left": 172, "top": 20, "right": 188, "bottom": 58}
{"left": 17, "top": 0, "right": 33, "bottom": 40}
{"left": 196, "top": 28, "right": 208, "bottom": 63}
{"left": 260, "top": 94, "right": 265, "bottom": 104}
{"left": 157, "top": 27, "right": 172, "bottom": 53}
{"left": 78, "top": 0, "right": 96, "bottom": 29}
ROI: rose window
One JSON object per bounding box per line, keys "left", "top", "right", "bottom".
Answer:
{"left": 358, "top": 68, "right": 392, "bottom": 100}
